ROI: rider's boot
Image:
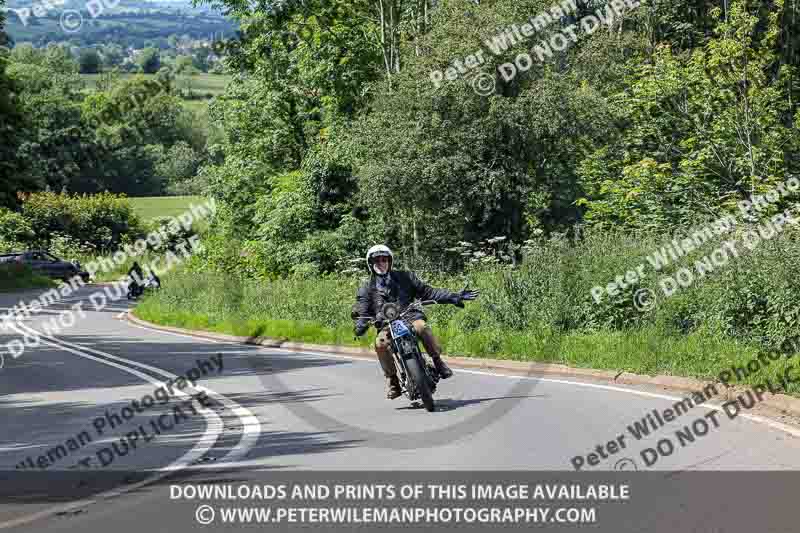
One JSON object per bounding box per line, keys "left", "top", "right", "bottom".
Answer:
{"left": 431, "top": 355, "right": 453, "bottom": 379}
{"left": 386, "top": 375, "right": 402, "bottom": 399}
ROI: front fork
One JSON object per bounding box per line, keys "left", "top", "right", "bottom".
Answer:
{"left": 390, "top": 331, "right": 439, "bottom": 399}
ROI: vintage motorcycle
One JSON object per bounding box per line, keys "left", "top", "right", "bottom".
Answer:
{"left": 358, "top": 299, "right": 442, "bottom": 412}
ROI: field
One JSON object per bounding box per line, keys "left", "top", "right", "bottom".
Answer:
{"left": 128, "top": 196, "right": 207, "bottom": 221}
{"left": 80, "top": 73, "right": 232, "bottom": 97}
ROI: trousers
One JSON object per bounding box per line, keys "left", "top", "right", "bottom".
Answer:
{"left": 374, "top": 319, "right": 442, "bottom": 378}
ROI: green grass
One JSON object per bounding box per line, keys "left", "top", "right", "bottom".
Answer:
{"left": 180, "top": 99, "right": 210, "bottom": 113}
{"left": 128, "top": 196, "right": 206, "bottom": 221}
{"left": 80, "top": 73, "right": 232, "bottom": 97}
{"left": 0, "top": 265, "right": 56, "bottom": 293}
{"left": 174, "top": 74, "right": 230, "bottom": 96}
{"left": 132, "top": 269, "right": 800, "bottom": 396}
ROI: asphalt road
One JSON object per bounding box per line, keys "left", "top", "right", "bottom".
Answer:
{"left": 2, "top": 283, "right": 800, "bottom": 532}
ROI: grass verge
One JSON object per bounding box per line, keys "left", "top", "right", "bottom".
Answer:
{"left": 132, "top": 270, "right": 800, "bottom": 396}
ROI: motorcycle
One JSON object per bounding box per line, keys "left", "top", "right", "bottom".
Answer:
{"left": 357, "top": 299, "right": 442, "bottom": 412}
{"left": 126, "top": 271, "right": 161, "bottom": 300}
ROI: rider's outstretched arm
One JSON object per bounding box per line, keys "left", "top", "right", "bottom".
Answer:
{"left": 407, "top": 272, "right": 461, "bottom": 305}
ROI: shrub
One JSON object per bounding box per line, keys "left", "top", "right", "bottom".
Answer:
{"left": 0, "top": 208, "right": 35, "bottom": 244}
{"left": 20, "top": 192, "right": 144, "bottom": 252}
{"left": 145, "top": 216, "right": 196, "bottom": 254}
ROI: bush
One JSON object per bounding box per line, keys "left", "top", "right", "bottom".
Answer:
{"left": 145, "top": 216, "right": 196, "bottom": 254}
{"left": 0, "top": 208, "right": 35, "bottom": 244}
{"left": 20, "top": 192, "right": 144, "bottom": 252}
{"left": 170, "top": 220, "right": 800, "bottom": 362}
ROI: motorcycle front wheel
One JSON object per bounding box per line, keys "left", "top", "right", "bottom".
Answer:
{"left": 406, "top": 357, "right": 435, "bottom": 412}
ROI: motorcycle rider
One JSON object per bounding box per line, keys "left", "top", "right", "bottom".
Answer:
{"left": 127, "top": 261, "right": 145, "bottom": 297}
{"left": 148, "top": 268, "right": 161, "bottom": 289}
{"left": 352, "top": 245, "right": 479, "bottom": 399}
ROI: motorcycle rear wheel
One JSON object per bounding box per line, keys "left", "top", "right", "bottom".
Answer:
{"left": 406, "top": 357, "right": 435, "bottom": 412}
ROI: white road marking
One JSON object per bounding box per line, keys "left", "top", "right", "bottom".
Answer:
{"left": 127, "top": 317, "right": 800, "bottom": 440}
{"left": 13, "top": 320, "right": 261, "bottom": 463}
{"left": 0, "top": 318, "right": 262, "bottom": 530}
{"left": 0, "top": 321, "right": 225, "bottom": 530}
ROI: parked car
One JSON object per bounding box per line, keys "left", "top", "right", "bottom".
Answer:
{"left": 0, "top": 251, "right": 91, "bottom": 282}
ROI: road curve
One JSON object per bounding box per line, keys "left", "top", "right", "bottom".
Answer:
{"left": 1, "top": 284, "right": 800, "bottom": 532}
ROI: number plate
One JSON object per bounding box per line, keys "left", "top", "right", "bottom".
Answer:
{"left": 390, "top": 320, "right": 410, "bottom": 338}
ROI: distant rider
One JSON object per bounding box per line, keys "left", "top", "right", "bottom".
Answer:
{"left": 127, "top": 261, "right": 145, "bottom": 297}
{"left": 148, "top": 268, "right": 161, "bottom": 289}
{"left": 352, "top": 245, "right": 479, "bottom": 399}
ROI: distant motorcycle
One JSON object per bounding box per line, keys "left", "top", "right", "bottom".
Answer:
{"left": 357, "top": 299, "right": 443, "bottom": 412}
{"left": 126, "top": 271, "right": 161, "bottom": 300}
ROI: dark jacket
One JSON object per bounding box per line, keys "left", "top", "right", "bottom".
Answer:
{"left": 127, "top": 263, "right": 144, "bottom": 283}
{"left": 353, "top": 270, "right": 459, "bottom": 330}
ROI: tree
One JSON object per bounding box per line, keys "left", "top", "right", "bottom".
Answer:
{"left": 174, "top": 55, "right": 196, "bottom": 75}
{"left": 0, "top": 0, "right": 38, "bottom": 208}
{"left": 102, "top": 44, "right": 124, "bottom": 68}
{"left": 578, "top": 1, "right": 799, "bottom": 230}
{"left": 158, "top": 141, "right": 201, "bottom": 193}
{"left": 192, "top": 46, "right": 210, "bottom": 72}
{"left": 79, "top": 49, "right": 102, "bottom": 74}
{"left": 138, "top": 47, "right": 160, "bottom": 74}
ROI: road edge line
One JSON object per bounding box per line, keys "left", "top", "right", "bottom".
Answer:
{"left": 123, "top": 311, "right": 800, "bottom": 423}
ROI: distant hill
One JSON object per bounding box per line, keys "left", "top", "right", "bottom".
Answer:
{"left": 4, "top": 0, "right": 237, "bottom": 48}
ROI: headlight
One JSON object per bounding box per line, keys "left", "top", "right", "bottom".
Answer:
{"left": 382, "top": 303, "right": 399, "bottom": 321}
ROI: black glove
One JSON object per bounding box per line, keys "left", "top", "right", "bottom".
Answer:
{"left": 453, "top": 289, "right": 480, "bottom": 308}
{"left": 354, "top": 320, "right": 369, "bottom": 337}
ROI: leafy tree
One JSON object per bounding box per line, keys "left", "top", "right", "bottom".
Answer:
{"left": 138, "top": 47, "right": 161, "bottom": 73}
{"left": 578, "top": 1, "right": 799, "bottom": 230}
{"left": 159, "top": 141, "right": 201, "bottom": 193}
{"left": 192, "top": 46, "right": 210, "bottom": 72}
{"left": 79, "top": 48, "right": 102, "bottom": 73}
{"left": 102, "top": 44, "right": 124, "bottom": 68}
{"left": 196, "top": 0, "right": 800, "bottom": 275}
{"left": 0, "top": 1, "right": 38, "bottom": 208}
{"left": 82, "top": 75, "right": 190, "bottom": 195}
{"left": 174, "top": 54, "right": 196, "bottom": 75}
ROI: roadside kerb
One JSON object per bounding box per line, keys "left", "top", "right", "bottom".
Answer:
{"left": 123, "top": 312, "right": 800, "bottom": 422}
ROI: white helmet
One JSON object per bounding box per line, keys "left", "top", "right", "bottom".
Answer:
{"left": 366, "top": 244, "right": 393, "bottom": 274}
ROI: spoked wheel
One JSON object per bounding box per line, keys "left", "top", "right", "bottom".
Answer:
{"left": 406, "top": 358, "right": 435, "bottom": 412}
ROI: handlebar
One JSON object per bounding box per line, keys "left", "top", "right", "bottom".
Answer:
{"left": 355, "top": 299, "right": 439, "bottom": 323}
